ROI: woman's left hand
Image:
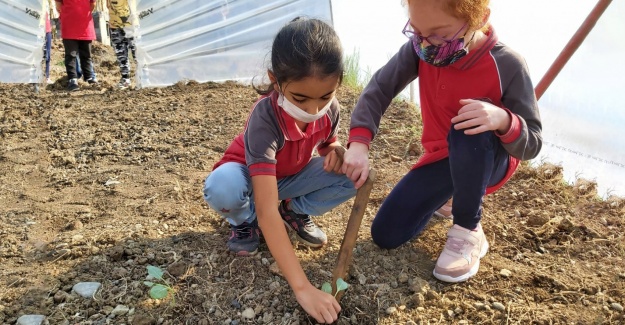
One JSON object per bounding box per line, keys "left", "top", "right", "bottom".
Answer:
{"left": 452, "top": 99, "right": 511, "bottom": 135}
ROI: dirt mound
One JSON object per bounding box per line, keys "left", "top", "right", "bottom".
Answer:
{"left": 0, "top": 40, "right": 624, "bottom": 324}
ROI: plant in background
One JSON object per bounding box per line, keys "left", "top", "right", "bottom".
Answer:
{"left": 144, "top": 265, "right": 175, "bottom": 303}
{"left": 321, "top": 278, "right": 349, "bottom": 297}
{"left": 343, "top": 50, "right": 364, "bottom": 90}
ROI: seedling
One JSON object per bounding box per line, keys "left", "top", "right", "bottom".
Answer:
{"left": 143, "top": 265, "right": 175, "bottom": 303}
{"left": 321, "top": 278, "right": 349, "bottom": 297}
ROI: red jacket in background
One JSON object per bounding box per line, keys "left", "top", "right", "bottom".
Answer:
{"left": 45, "top": 13, "right": 51, "bottom": 33}
{"left": 58, "top": 0, "right": 96, "bottom": 40}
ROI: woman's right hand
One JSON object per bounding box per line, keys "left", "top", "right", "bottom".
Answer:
{"left": 341, "top": 142, "right": 370, "bottom": 189}
{"left": 295, "top": 284, "right": 341, "bottom": 324}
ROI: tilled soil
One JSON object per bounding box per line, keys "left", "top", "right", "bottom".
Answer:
{"left": 1, "top": 41, "right": 624, "bottom": 325}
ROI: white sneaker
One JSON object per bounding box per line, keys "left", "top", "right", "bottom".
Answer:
{"left": 118, "top": 78, "right": 131, "bottom": 89}
{"left": 433, "top": 224, "right": 489, "bottom": 283}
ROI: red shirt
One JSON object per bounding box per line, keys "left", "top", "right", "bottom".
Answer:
{"left": 348, "top": 27, "right": 542, "bottom": 194}
{"left": 214, "top": 91, "right": 341, "bottom": 179}
{"left": 58, "top": 0, "right": 96, "bottom": 40}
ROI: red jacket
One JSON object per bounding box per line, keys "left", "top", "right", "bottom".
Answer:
{"left": 58, "top": 0, "right": 96, "bottom": 40}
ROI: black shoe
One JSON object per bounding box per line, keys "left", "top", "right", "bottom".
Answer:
{"left": 86, "top": 77, "right": 98, "bottom": 85}
{"left": 279, "top": 200, "right": 327, "bottom": 247}
{"left": 226, "top": 219, "right": 261, "bottom": 256}
{"left": 67, "top": 78, "right": 79, "bottom": 91}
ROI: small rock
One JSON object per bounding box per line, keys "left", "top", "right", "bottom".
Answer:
{"left": 66, "top": 220, "right": 84, "bottom": 230}
{"left": 241, "top": 307, "right": 255, "bottom": 319}
{"left": 53, "top": 289, "right": 70, "bottom": 303}
{"left": 611, "top": 303, "right": 624, "bottom": 312}
{"left": 358, "top": 274, "right": 366, "bottom": 285}
{"left": 409, "top": 277, "right": 430, "bottom": 294}
{"left": 425, "top": 290, "right": 440, "bottom": 300}
{"left": 385, "top": 306, "right": 397, "bottom": 315}
{"left": 111, "top": 305, "right": 130, "bottom": 316}
{"left": 17, "top": 315, "right": 46, "bottom": 325}
{"left": 499, "top": 269, "right": 512, "bottom": 277}
{"left": 269, "top": 281, "right": 280, "bottom": 291}
{"left": 72, "top": 282, "right": 101, "bottom": 298}
{"left": 167, "top": 260, "right": 188, "bottom": 278}
{"left": 231, "top": 299, "right": 241, "bottom": 309}
{"left": 269, "top": 262, "right": 282, "bottom": 276}
{"left": 474, "top": 302, "right": 486, "bottom": 310}
{"left": 492, "top": 302, "right": 505, "bottom": 311}
{"left": 412, "top": 293, "right": 425, "bottom": 306}
{"left": 398, "top": 273, "right": 409, "bottom": 283}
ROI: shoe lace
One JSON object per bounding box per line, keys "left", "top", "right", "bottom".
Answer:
{"left": 300, "top": 214, "right": 315, "bottom": 228}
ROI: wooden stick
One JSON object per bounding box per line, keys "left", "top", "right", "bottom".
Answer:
{"left": 330, "top": 147, "right": 376, "bottom": 301}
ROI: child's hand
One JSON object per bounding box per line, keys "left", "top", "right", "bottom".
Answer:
{"left": 452, "top": 99, "right": 511, "bottom": 135}
{"left": 341, "top": 142, "right": 369, "bottom": 189}
{"left": 295, "top": 284, "right": 341, "bottom": 324}
{"left": 323, "top": 147, "right": 343, "bottom": 173}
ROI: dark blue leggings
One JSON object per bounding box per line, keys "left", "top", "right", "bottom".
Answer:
{"left": 371, "top": 126, "right": 509, "bottom": 249}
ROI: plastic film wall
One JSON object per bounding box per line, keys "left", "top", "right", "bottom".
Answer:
{"left": 134, "top": 0, "right": 333, "bottom": 88}
{"left": 490, "top": 0, "right": 625, "bottom": 197}
{"left": 0, "top": 0, "right": 46, "bottom": 83}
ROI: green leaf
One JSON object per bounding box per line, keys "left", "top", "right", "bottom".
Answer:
{"left": 321, "top": 282, "right": 332, "bottom": 294}
{"left": 143, "top": 281, "right": 155, "bottom": 287}
{"left": 336, "top": 278, "right": 349, "bottom": 293}
{"left": 149, "top": 284, "right": 170, "bottom": 299}
{"left": 147, "top": 265, "right": 164, "bottom": 280}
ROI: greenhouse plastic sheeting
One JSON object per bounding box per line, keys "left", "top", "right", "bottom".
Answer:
{"left": 490, "top": 0, "right": 625, "bottom": 198}
{"left": 134, "top": 0, "right": 333, "bottom": 88}
{"left": 0, "top": 0, "right": 46, "bottom": 83}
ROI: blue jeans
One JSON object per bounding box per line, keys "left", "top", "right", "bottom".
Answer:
{"left": 203, "top": 157, "right": 357, "bottom": 226}
{"left": 371, "top": 126, "right": 509, "bottom": 249}
{"left": 44, "top": 32, "right": 52, "bottom": 79}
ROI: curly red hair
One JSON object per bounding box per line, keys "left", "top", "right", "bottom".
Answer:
{"left": 442, "top": 0, "right": 490, "bottom": 30}
{"left": 404, "top": 0, "right": 490, "bottom": 31}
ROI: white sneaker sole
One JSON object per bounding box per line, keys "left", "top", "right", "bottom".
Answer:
{"left": 433, "top": 239, "right": 489, "bottom": 283}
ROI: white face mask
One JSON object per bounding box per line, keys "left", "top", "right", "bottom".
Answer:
{"left": 277, "top": 92, "right": 332, "bottom": 123}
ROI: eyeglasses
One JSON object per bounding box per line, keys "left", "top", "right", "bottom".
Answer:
{"left": 402, "top": 19, "right": 467, "bottom": 47}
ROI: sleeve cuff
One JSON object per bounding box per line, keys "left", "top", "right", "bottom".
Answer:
{"left": 248, "top": 163, "right": 276, "bottom": 177}
{"left": 496, "top": 108, "right": 521, "bottom": 144}
{"left": 348, "top": 127, "right": 373, "bottom": 148}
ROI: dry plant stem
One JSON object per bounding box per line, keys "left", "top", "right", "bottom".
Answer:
{"left": 331, "top": 147, "right": 377, "bottom": 301}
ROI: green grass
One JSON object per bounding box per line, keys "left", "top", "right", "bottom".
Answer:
{"left": 343, "top": 49, "right": 363, "bottom": 90}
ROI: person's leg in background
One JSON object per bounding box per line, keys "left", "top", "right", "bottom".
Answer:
{"left": 77, "top": 40, "right": 97, "bottom": 84}
{"left": 110, "top": 27, "right": 131, "bottom": 88}
{"left": 62, "top": 39, "right": 80, "bottom": 91}
{"left": 44, "top": 31, "right": 53, "bottom": 84}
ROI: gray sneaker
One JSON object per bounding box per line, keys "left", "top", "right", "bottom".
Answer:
{"left": 118, "top": 78, "right": 131, "bottom": 89}
{"left": 226, "top": 219, "right": 261, "bottom": 256}
{"left": 67, "top": 78, "right": 79, "bottom": 91}
{"left": 279, "top": 200, "right": 327, "bottom": 247}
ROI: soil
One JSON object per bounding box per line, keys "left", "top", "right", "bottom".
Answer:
{"left": 1, "top": 41, "right": 624, "bottom": 325}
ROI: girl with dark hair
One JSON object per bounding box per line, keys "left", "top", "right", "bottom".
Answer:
{"left": 203, "top": 17, "right": 355, "bottom": 323}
